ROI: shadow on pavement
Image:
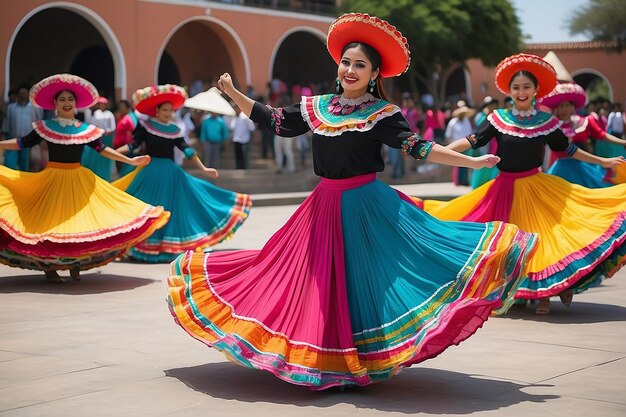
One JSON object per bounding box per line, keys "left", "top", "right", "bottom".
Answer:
{"left": 165, "top": 362, "right": 556, "bottom": 414}
{"left": 0, "top": 271, "right": 157, "bottom": 294}
{"left": 500, "top": 301, "right": 626, "bottom": 324}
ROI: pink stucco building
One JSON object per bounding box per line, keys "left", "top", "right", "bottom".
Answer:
{"left": 2, "top": 1, "right": 625, "bottom": 105}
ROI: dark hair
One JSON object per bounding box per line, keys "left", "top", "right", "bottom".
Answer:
{"left": 336, "top": 42, "right": 389, "bottom": 101}
{"left": 509, "top": 70, "right": 538, "bottom": 88}
{"left": 156, "top": 101, "right": 172, "bottom": 110}
{"left": 54, "top": 89, "right": 76, "bottom": 101}
{"left": 342, "top": 42, "right": 381, "bottom": 72}
{"left": 115, "top": 100, "right": 132, "bottom": 113}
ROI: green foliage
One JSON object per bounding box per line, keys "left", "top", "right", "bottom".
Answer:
{"left": 585, "top": 77, "right": 611, "bottom": 101}
{"left": 339, "top": 0, "right": 522, "bottom": 67}
{"left": 569, "top": 0, "right": 626, "bottom": 49}
{"left": 339, "top": 0, "right": 522, "bottom": 98}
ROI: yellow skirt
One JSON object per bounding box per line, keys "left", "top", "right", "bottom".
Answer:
{"left": 422, "top": 172, "right": 626, "bottom": 298}
{"left": 606, "top": 162, "right": 626, "bottom": 185}
{"left": 0, "top": 162, "right": 170, "bottom": 271}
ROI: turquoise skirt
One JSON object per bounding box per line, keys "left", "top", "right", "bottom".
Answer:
{"left": 547, "top": 158, "right": 612, "bottom": 188}
{"left": 166, "top": 174, "right": 538, "bottom": 389}
{"left": 114, "top": 157, "right": 251, "bottom": 262}
{"left": 471, "top": 166, "right": 499, "bottom": 189}
{"left": 81, "top": 134, "right": 113, "bottom": 181}
{"left": 595, "top": 141, "right": 626, "bottom": 158}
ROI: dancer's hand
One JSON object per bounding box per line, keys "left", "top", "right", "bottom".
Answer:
{"left": 217, "top": 72, "right": 253, "bottom": 116}
{"left": 218, "top": 73, "right": 234, "bottom": 94}
{"left": 130, "top": 155, "right": 151, "bottom": 166}
{"left": 601, "top": 156, "right": 625, "bottom": 169}
{"left": 472, "top": 154, "right": 500, "bottom": 169}
{"left": 202, "top": 167, "right": 219, "bottom": 178}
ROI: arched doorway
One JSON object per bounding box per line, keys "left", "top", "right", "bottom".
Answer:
{"left": 158, "top": 51, "right": 181, "bottom": 86}
{"left": 270, "top": 28, "right": 336, "bottom": 96}
{"left": 572, "top": 70, "right": 613, "bottom": 102}
{"left": 157, "top": 18, "right": 248, "bottom": 96}
{"left": 7, "top": 3, "right": 125, "bottom": 100}
{"left": 70, "top": 46, "right": 114, "bottom": 100}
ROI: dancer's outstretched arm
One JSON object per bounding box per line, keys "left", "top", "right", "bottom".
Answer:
{"left": 571, "top": 147, "right": 625, "bottom": 169}
{"left": 101, "top": 147, "right": 150, "bottom": 166}
{"left": 445, "top": 138, "right": 473, "bottom": 153}
{"left": 427, "top": 143, "right": 499, "bottom": 169}
{"left": 217, "top": 73, "right": 254, "bottom": 117}
{"left": 0, "top": 139, "right": 20, "bottom": 151}
{"left": 189, "top": 155, "right": 218, "bottom": 178}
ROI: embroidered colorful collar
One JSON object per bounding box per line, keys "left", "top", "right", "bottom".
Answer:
{"left": 488, "top": 109, "right": 561, "bottom": 138}
{"left": 559, "top": 115, "right": 589, "bottom": 138}
{"left": 300, "top": 94, "right": 399, "bottom": 136}
{"left": 32, "top": 119, "right": 103, "bottom": 145}
{"left": 141, "top": 118, "right": 182, "bottom": 139}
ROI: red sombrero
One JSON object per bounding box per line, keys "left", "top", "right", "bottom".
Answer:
{"left": 327, "top": 13, "right": 410, "bottom": 78}
{"left": 494, "top": 53, "right": 557, "bottom": 98}
{"left": 133, "top": 84, "right": 188, "bottom": 117}
{"left": 538, "top": 82, "right": 587, "bottom": 110}
{"left": 29, "top": 74, "right": 99, "bottom": 110}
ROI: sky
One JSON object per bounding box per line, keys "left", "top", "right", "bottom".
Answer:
{"left": 510, "top": 0, "right": 592, "bottom": 43}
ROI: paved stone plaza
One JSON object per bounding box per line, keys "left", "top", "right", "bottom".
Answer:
{"left": 1, "top": 202, "right": 625, "bottom": 417}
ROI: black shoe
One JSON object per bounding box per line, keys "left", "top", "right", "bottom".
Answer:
{"left": 44, "top": 270, "right": 64, "bottom": 283}
{"left": 70, "top": 266, "right": 81, "bottom": 281}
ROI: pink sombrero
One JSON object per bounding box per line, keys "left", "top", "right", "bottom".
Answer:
{"left": 133, "top": 84, "right": 188, "bottom": 117}
{"left": 538, "top": 82, "right": 587, "bottom": 110}
{"left": 29, "top": 74, "right": 99, "bottom": 110}
{"left": 327, "top": 13, "right": 410, "bottom": 78}
{"left": 494, "top": 53, "right": 557, "bottom": 98}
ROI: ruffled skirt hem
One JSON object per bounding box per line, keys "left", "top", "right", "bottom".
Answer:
{"left": 113, "top": 158, "right": 251, "bottom": 262}
{"left": 422, "top": 172, "right": 626, "bottom": 298}
{"left": 0, "top": 163, "right": 170, "bottom": 271}
{"left": 167, "top": 175, "right": 537, "bottom": 388}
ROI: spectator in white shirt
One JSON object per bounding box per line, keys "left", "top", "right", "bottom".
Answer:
{"left": 230, "top": 109, "right": 255, "bottom": 169}
{"left": 445, "top": 101, "right": 476, "bottom": 186}
{"left": 607, "top": 102, "right": 624, "bottom": 138}
{"left": 274, "top": 134, "right": 295, "bottom": 174}
{"left": 2, "top": 86, "right": 43, "bottom": 170}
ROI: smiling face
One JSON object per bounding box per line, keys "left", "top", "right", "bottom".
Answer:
{"left": 155, "top": 102, "right": 174, "bottom": 123}
{"left": 509, "top": 73, "right": 538, "bottom": 111}
{"left": 338, "top": 45, "right": 379, "bottom": 99}
{"left": 54, "top": 90, "right": 76, "bottom": 119}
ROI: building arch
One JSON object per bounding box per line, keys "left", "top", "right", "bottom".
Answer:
{"left": 571, "top": 68, "right": 614, "bottom": 102}
{"left": 5, "top": 1, "right": 126, "bottom": 99}
{"left": 269, "top": 26, "right": 336, "bottom": 96}
{"left": 155, "top": 16, "right": 250, "bottom": 92}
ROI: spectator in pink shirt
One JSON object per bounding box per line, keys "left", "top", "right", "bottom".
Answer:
{"left": 113, "top": 100, "right": 139, "bottom": 177}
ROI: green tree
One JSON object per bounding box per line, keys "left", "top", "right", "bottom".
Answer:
{"left": 569, "top": 0, "right": 626, "bottom": 50}
{"left": 339, "top": 0, "right": 522, "bottom": 102}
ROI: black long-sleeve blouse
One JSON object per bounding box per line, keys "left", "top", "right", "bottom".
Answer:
{"left": 18, "top": 119, "right": 105, "bottom": 163}
{"left": 466, "top": 110, "right": 575, "bottom": 172}
{"left": 250, "top": 94, "right": 433, "bottom": 179}
{"left": 128, "top": 120, "right": 196, "bottom": 160}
